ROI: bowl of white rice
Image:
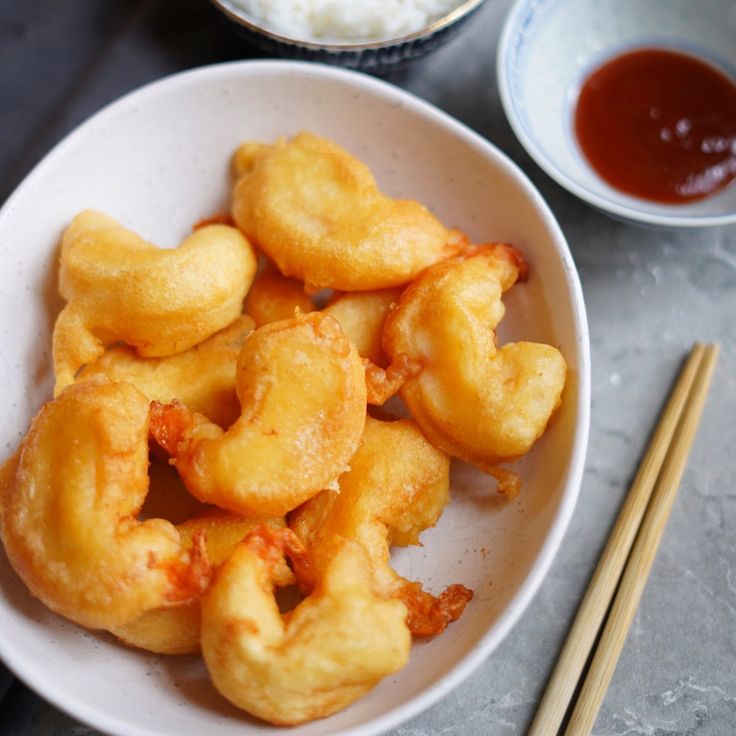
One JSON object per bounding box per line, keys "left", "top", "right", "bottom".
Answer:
{"left": 210, "top": 0, "right": 487, "bottom": 72}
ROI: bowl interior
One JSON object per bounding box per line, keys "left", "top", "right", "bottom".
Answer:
{"left": 500, "top": 0, "right": 736, "bottom": 225}
{"left": 0, "top": 61, "right": 588, "bottom": 736}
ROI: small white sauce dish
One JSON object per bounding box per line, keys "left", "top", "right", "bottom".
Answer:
{"left": 210, "top": 0, "right": 487, "bottom": 73}
{"left": 497, "top": 0, "right": 736, "bottom": 228}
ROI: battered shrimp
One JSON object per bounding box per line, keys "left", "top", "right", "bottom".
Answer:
{"left": 244, "top": 265, "right": 315, "bottom": 327}
{"left": 109, "top": 512, "right": 293, "bottom": 655}
{"left": 140, "top": 454, "right": 209, "bottom": 524}
{"left": 382, "top": 244, "right": 567, "bottom": 492}
{"left": 231, "top": 133, "right": 459, "bottom": 291}
{"left": 323, "top": 288, "right": 402, "bottom": 366}
{"left": 150, "top": 312, "right": 366, "bottom": 517}
{"left": 0, "top": 378, "right": 209, "bottom": 630}
{"left": 77, "top": 316, "right": 255, "bottom": 428}
{"left": 53, "top": 210, "right": 257, "bottom": 394}
{"left": 201, "top": 526, "right": 410, "bottom": 725}
{"left": 291, "top": 416, "right": 472, "bottom": 636}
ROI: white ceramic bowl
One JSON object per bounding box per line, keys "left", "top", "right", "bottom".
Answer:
{"left": 0, "top": 61, "right": 589, "bottom": 736}
{"left": 498, "top": 0, "right": 736, "bottom": 228}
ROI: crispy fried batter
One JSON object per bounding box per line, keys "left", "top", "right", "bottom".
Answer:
{"left": 232, "top": 132, "right": 458, "bottom": 291}
{"left": 149, "top": 313, "right": 367, "bottom": 517}
{"left": 0, "top": 131, "right": 570, "bottom": 727}
{"left": 53, "top": 210, "right": 257, "bottom": 394}
{"left": 382, "top": 245, "right": 567, "bottom": 478}
{"left": 201, "top": 527, "right": 410, "bottom": 725}
{"left": 141, "top": 455, "right": 209, "bottom": 524}
{"left": 244, "top": 265, "right": 315, "bottom": 327}
{"left": 291, "top": 416, "right": 472, "bottom": 635}
{"left": 109, "top": 512, "right": 293, "bottom": 655}
{"left": 323, "top": 288, "right": 402, "bottom": 366}
{"left": 0, "top": 378, "right": 210, "bottom": 629}
{"left": 77, "top": 316, "right": 255, "bottom": 427}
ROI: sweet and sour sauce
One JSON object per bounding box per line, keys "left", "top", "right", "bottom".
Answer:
{"left": 574, "top": 48, "right": 736, "bottom": 203}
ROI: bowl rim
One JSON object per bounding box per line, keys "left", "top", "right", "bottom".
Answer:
{"left": 209, "top": 0, "right": 487, "bottom": 50}
{"left": 496, "top": 0, "right": 736, "bottom": 228}
{"left": 0, "top": 59, "right": 591, "bottom": 736}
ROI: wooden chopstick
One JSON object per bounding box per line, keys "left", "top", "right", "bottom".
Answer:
{"left": 527, "top": 342, "right": 717, "bottom": 736}
{"left": 563, "top": 343, "right": 718, "bottom": 735}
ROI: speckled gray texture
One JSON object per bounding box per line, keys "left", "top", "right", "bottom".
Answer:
{"left": 1, "top": 1, "right": 734, "bottom": 734}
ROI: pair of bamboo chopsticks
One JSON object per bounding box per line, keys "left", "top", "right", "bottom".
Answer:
{"left": 528, "top": 342, "right": 719, "bottom": 736}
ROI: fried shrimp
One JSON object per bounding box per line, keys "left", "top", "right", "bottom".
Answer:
{"left": 291, "top": 416, "right": 472, "bottom": 636}
{"left": 323, "top": 288, "right": 402, "bottom": 366}
{"left": 150, "top": 312, "right": 367, "bottom": 517}
{"left": 231, "top": 132, "right": 458, "bottom": 291}
{"left": 201, "top": 526, "right": 410, "bottom": 725}
{"left": 109, "top": 512, "right": 293, "bottom": 654}
{"left": 77, "top": 316, "right": 255, "bottom": 428}
{"left": 53, "top": 210, "right": 257, "bottom": 394}
{"left": 0, "top": 378, "right": 209, "bottom": 630}
{"left": 382, "top": 244, "right": 567, "bottom": 484}
{"left": 244, "top": 265, "right": 315, "bottom": 327}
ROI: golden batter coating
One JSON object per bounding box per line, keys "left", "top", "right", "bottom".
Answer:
{"left": 231, "top": 132, "right": 458, "bottom": 291}
{"left": 291, "top": 416, "right": 472, "bottom": 635}
{"left": 383, "top": 244, "right": 567, "bottom": 479}
{"left": 109, "top": 512, "right": 293, "bottom": 655}
{"left": 0, "top": 378, "right": 209, "bottom": 630}
{"left": 323, "top": 288, "right": 402, "bottom": 367}
{"left": 150, "top": 312, "right": 367, "bottom": 517}
{"left": 201, "top": 527, "right": 410, "bottom": 725}
{"left": 244, "top": 265, "right": 315, "bottom": 327}
{"left": 78, "top": 316, "right": 255, "bottom": 428}
{"left": 53, "top": 210, "right": 257, "bottom": 394}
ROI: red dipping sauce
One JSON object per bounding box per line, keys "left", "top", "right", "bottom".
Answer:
{"left": 574, "top": 48, "right": 736, "bottom": 203}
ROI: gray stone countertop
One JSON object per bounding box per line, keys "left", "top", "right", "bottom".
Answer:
{"left": 1, "top": 1, "right": 734, "bottom": 734}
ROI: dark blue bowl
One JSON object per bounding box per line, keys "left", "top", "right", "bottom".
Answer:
{"left": 211, "top": 0, "right": 487, "bottom": 74}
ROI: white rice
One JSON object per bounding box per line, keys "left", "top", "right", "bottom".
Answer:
{"left": 231, "top": 0, "right": 463, "bottom": 42}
